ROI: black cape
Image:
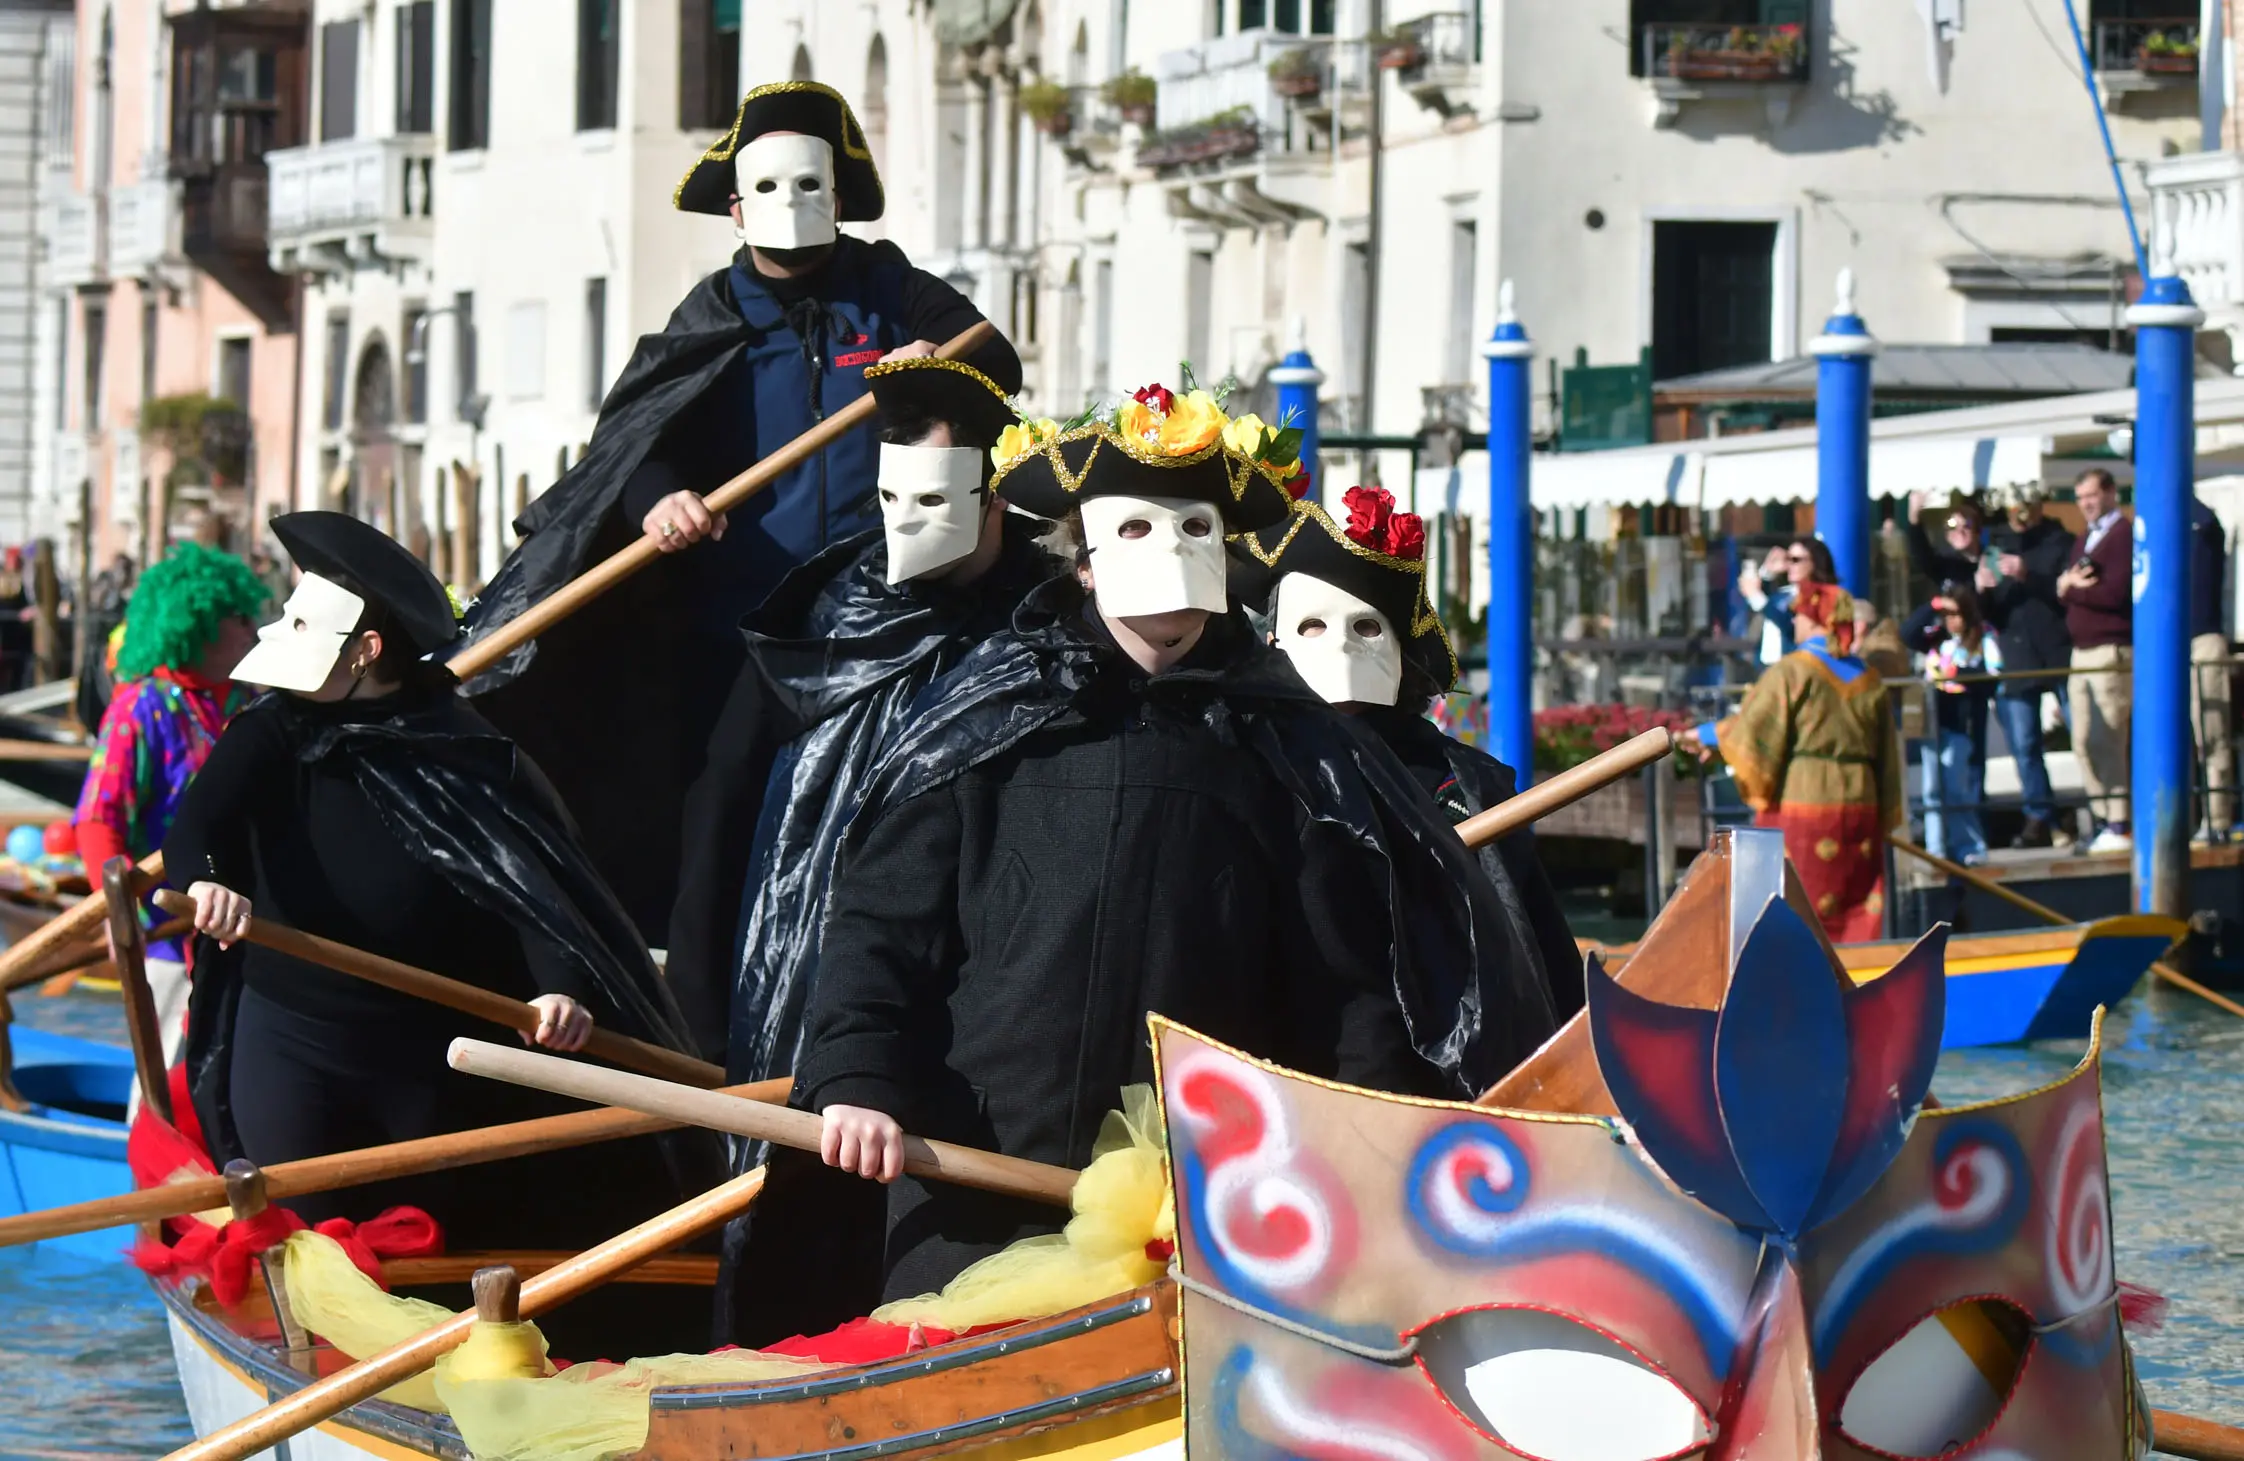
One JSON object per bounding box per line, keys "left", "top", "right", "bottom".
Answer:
{"left": 1364, "top": 705, "right": 1585, "bottom": 1023}
{"left": 180, "top": 691, "right": 724, "bottom": 1206}
{"left": 844, "top": 579, "right": 1560, "bottom": 1098}
{"left": 664, "top": 516, "right": 1058, "bottom": 1072}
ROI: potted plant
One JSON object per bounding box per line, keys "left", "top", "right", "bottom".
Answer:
{"left": 1268, "top": 46, "right": 1324, "bottom": 99}
{"left": 2138, "top": 29, "right": 2200, "bottom": 74}
{"left": 1102, "top": 69, "right": 1158, "bottom": 127}
{"left": 1371, "top": 25, "right": 1423, "bottom": 71}
{"left": 1665, "top": 24, "right": 1798, "bottom": 81}
{"left": 1019, "top": 77, "right": 1073, "bottom": 136}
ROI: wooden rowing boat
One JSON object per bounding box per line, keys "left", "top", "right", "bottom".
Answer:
{"left": 1584, "top": 911, "right": 2184, "bottom": 1048}
{"left": 0, "top": 1023, "right": 131, "bottom": 1260}
{"left": 159, "top": 1259, "right": 1185, "bottom": 1461}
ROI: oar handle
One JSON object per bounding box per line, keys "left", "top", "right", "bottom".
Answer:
{"left": 159, "top": 1165, "right": 770, "bottom": 1461}
{"left": 448, "top": 319, "right": 998, "bottom": 684}
{"left": 2154, "top": 1408, "right": 2244, "bottom": 1461}
{"left": 0, "top": 1076, "right": 790, "bottom": 1250}
{"left": 1457, "top": 727, "right": 1677, "bottom": 849}
{"left": 149, "top": 889, "right": 724, "bottom": 1088}
{"left": 449, "top": 1037, "right": 1079, "bottom": 1209}
{"left": 0, "top": 852, "right": 160, "bottom": 988}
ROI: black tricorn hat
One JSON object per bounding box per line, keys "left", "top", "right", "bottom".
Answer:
{"left": 270, "top": 511, "right": 460, "bottom": 655}
{"left": 673, "top": 82, "right": 884, "bottom": 221}
{"left": 992, "top": 425, "right": 1295, "bottom": 531}
{"left": 864, "top": 357, "right": 1018, "bottom": 450}
{"left": 1235, "top": 495, "right": 1460, "bottom": 694}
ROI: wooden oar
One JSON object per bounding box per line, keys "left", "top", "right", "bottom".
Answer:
{"left": 0, "top": 851, "right": 157, "bottom": 989}
{"left": 2156, "top": 1409, "right": 2244, "bottom": 1461}
{"left": 1456, "top": 726, "right": 1678, "bottom": 849}
{"left": 104, "top": 858, "right": 172, "bottom": 1122}
{"left": 160, "top": 1165, "right": 771, "bottom": 1461}
{"left": 148, "top": 888, "right": 724, "bottom": 1087}
{"left": 447, "top": 320, "right": 997, "bottom": 684}
{"left": 449, "top": 1037, "right": 1079, "bottom": 1208}
{"left": 0, "top": 1075, "right": 788, "bottom": 1250}
{"left": 0, "top": 918, "right": 189, "bottom": 994}
{"left": 1888, "top": 836, "right": 2244, "bottom": 1021}
{"left": 0, "top": 737, "right": 93, "bottom": 762}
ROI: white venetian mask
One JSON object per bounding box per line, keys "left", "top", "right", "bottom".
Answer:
{"left": 733, "top": 133, "right": 839, "bottom": 250}
{"left": 1272, "top": 571, "right": 1403, "bottom": 706}
{"left": 1080, "top": 494, "right": 1227, "bottom": 617}
{"left": 231, "top": 572, "right": 366, "bottom": 693}
{"left": 879, "top": 442, "right": 987, "bottom": 583}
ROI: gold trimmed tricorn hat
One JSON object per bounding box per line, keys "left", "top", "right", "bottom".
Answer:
{"left": 674, "top": 81, "right": 884, "bottom": 221}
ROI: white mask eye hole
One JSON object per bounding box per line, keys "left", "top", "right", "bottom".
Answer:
{"left": 291, "top": 618, "right": 307, "bottom": 632}
{"left": 1838, "top": 1299, "right": 2031, "bottom": 1458}
{"left": 1413, "top": 1308, "right": 1709, "bottom": 1461}
{"left": 1295, "top": 618, "right": 1328, "bottom": 638}
{"left": 1182, "top": 516, "right": 1215, "bottom": 539}
{"left": 1117, "top": 519, "right": 1153, "bottom": 540}
{"left": 917, "top": 493, "right": 948, "bottom": 508}
{"left": 1352, "top": 617, "right": 1385, "bottom": 639}
{"left": 879, "top": 489, "right": 897, "bottom": 504}
{"left": 754, "top": 178, "right": 779, "bottom": 193}
{"left": 797, "top": 177, "right": 822, "bottom": 192}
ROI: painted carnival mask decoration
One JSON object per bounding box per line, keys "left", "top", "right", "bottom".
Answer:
{"left": 1157, "top": 828, "right": 2147, "bottom": 1461}
{"left": 1273, "top": 573, "right": 1403, "bottom": 706}
{"left": 1080, "top": 494, "right": 1227, "bottom": 617}
{"left": 232, "top": 573, "right": 366, "bottom": 693}
{"left": 733, "top": 132, "right": 839, "bottom": 250}
{"left": 878, "top": 442, "right": 987, "bottom": 583}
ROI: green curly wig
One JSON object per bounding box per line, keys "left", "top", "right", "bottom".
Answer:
{"left": 115, "top": 543, "right": 273, "bottom": 680}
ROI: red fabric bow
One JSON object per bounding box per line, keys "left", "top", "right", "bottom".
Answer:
{"left": 1130, "top": 383, "right": 1176, "bottom": 416}
{"left": 1341, "top": 486, "right": 1426, "bottom": 562}
{"left": 131, "top": 1204, "right": 445, "bottom": 1307}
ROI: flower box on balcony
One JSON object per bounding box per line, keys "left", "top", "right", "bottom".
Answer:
{"left": 1669, "top": 49, "right": 1791, "bottom": 81}
{"left": 1269, "top": 49, "right": 1325, "bottom": 99}
{"left": 2136, "top": 47, "right": 2199, "bottom": 74}
{"left": 1375, "top": 40, "right": 1423, "bottom": 71}
{"left": 1020, "top": 80, "right": 1074, "bottom": 137}
{"left": 1101, "top": 70, "right": 1158, "bottom": 129}
{"left": 1135, "top": 110, "right": 1259, "bottom": 171}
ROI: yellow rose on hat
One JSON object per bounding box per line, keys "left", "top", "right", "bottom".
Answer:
{"left": 992, "top": 417, "right": 1060, "bottom": 470}
{"left": 1156, "top": 389, "right": 1227, "bottom": 455}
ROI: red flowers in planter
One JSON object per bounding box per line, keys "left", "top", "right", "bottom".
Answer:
{"left": 1342, "top": 486, "right": 1426, "bottom": 561}
{"left": 1533, "top": 703, "right": 1693, "bottom": 773}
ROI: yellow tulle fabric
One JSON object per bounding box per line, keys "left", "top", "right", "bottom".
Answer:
{"left": 873, "top": 1085, "right": 1174, "bottom": 1331}
{"left": 274, "top": 1087, "right": 1174, "bottom": 1461}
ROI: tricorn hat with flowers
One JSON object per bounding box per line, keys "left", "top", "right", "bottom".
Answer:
{"left": 1236, "top": 487, "right": 1460, "bottom": 696}
{"left": 990, "top": 372, "right": 1304, "bottom": 530}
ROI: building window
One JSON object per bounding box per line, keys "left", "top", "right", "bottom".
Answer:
{"left": 578, "top": 0, "right": 619, "bottom": 131}
{"left": 1231, "top": 0, "right": 1333, "bottom": 33}
{"left": 323, "top": 313, "right": 350, "bottom": 430}
{"left": 402, "top": 304, "right": 428, "bottom": 423}
{"left": 453, "top": 291, "right": 478, "bottom": 415}
{"left": 584, "top": 278, "right": 607, "bottom": 412}
{"left": 1445, "top": 218, "right": 1477, "bottom": 386}
{"left": 395, "top": 2, "right": 434, "bottom": 133}
{"left": 139, "top": 295, "right": 158, "bottom": 406}
{"left": 1340, "top": 240, "right": 1370, "bottom": 428}
{"left": 449, "top": 0, "right": 492, "bottom": 151}
{"left": 1091, "top": 257, "right": 1113, "bottom": 396}
{"left": 53, "top": 299, "right": 68, "bottom": 429}
{"left": 1650, "top": 220, "right": 1778, "bottom": 379}
{"left": 319, "top": 19, "right": 359, "bottom": 142}
{"left": 217, "top": 336, "right": 251, "bottom": 406}
{"left": 82, "top": 300, "right": 106, "bottom": 426}
{"left": 679, "top": 0, "right": 742, "bottom": 130}
{"left": 1186, "top": 250, "right": 1213, "bottom": 374}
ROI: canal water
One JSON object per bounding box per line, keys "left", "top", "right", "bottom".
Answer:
{"left": 4, "top": 981, "right": 2243, "bottom": 1457}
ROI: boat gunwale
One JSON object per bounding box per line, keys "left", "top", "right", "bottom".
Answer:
{"left": 154, "top": 1273, "right": 469, "bottom": 1459}
{"left": 667, "top": 1373, "right": 1181, "bottom": 1461}
{"left": 648, "top": 1289, "right": 1165, "bottom": 1412}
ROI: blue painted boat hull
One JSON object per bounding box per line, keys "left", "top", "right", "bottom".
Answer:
{"left": 0, "top": 1025, "right": 132, "bottom": 1259}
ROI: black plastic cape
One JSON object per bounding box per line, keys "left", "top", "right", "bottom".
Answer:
{"left": 713, "top": 518, "right": 1059, "bottom": 1086}
{"left": 846, "top": 579, "right": 1560, "bottom": 1097}
{"left": 182, "top": 691, "right": 719, "bottom": 1182}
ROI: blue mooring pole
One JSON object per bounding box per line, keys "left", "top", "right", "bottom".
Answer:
{"left": 1810, "top": 269, "right": 1878, "bottom": 597}
{"left": 2128, "top": 275, "right": 2202, "bottom": 919}
{"left": 1484, "top": 280, "right": 1535, "bottom": 785}
{"left": 1269, "top": 316, "right": 1326, "bottom": 507}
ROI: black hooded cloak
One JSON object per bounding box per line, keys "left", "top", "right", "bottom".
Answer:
{"left": 783, "top": 580, "right": 1559, "bottom": 1307}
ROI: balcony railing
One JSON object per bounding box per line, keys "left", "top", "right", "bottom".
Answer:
{"left": 1399, "top": 11, "right": 1476, "bottom": 79}
{"left": 266, "top": 134, "right": 436, "bottom": 258}
{"left": 1641, "top": 23, "right": 1809, "bottom": 85}
{"left": 46, "top": 191, "right": 95, "bottom": 286}
{"left": 2093, "top": 17, "right": 2198, "bottom": 76}
{"left": 182, "top": 162, "right": 269, "bottom": 255}
{"left": 1145, "top": 31, "right": 1336, "bottom": 171}
{"left": 2148, "top": 149, "right": 2244, "bottom": 311}
{"left": 110, "top": 179, "right": 173, "bottom": 276}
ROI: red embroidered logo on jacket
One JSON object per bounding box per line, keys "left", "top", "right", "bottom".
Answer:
{"left": 834, "top": 349, "right": 884, "bottom": 367}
